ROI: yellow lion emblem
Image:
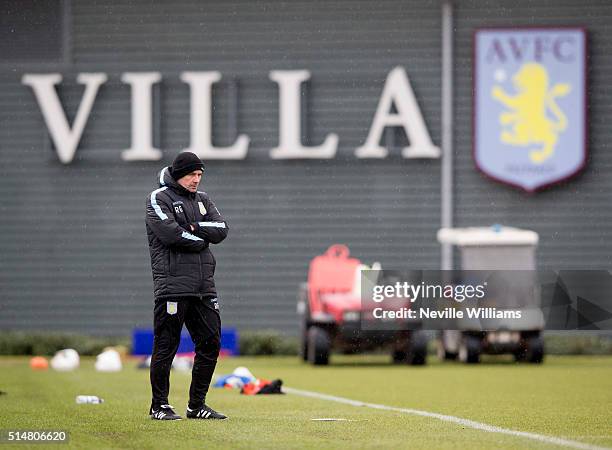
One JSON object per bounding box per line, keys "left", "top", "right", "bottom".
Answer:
{"left": 492, "top": 63, "right": 570, "bottom": 164}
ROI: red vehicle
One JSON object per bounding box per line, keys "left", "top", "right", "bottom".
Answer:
{"left": 297, "top": 245, "right": 428, "bottom": 365}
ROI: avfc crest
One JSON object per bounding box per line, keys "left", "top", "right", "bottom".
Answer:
{"left": 474, "top": 28, "right": 587, "bottom": 192}
{"left": 166, "top": 302, "right": 178, "bottom": 315}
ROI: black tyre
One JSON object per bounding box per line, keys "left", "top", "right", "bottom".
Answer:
{"left": 406, "top": 330, "right": 428, "bottom": 365}
{"left": 514, "top": 340, "right": 527, "bottom": 362}
{"left": 525, "top": 335, "right": 544, "bottom": 364}
{"left": 392, "top": 349, "right": 407, "bottom": 364}
{"left": 459, "top": 335, "right": 481, "bottom": 364}
{"left": 515, "top": 333, "right": 544, "bottom": 364}
{"left": 392, "top": 331, "right": 427, "bottom": 365}
{"left": 300, "top": 328, "right": 309, "bottom": 362}
{"left": 297, "top": 283, "right": 310, "bottom": 362}
{"left": 307, "top": 326, "right": 330, "bottom": 365}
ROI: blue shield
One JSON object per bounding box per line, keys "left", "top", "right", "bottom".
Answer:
{"left": 474, "top": 28, "right": 587, "bottom": 192}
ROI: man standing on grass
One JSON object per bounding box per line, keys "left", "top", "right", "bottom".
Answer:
{"left": 145, "top": 152, "right": 229, "bottom": 421}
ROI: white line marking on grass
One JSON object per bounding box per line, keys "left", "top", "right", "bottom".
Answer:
{"left": 285, "top": 387, "right": 610, "bottom": 450}
{"left": 311, "top": 418, "right": 350, "bottom": 422}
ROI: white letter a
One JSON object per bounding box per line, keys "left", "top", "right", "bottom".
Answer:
{"left": 356, "top": 67, "right": 439, "bottom": 159}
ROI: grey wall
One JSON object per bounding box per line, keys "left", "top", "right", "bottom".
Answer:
{"left": 0, "top": 0, "right": 610, "bottom": 336}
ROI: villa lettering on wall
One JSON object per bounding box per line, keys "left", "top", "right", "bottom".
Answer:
{"left": 22, "top": 67, "right": 440, "bottom": 163}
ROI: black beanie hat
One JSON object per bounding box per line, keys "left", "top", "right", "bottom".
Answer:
{"left": 170, "top": 152, "right": 205, "bottom": 181}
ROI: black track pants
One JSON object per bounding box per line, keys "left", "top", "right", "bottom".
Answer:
{"left": 150, "top": 296, "right": 221, "bottom": 411}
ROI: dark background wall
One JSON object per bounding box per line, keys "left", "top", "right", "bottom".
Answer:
{"left": 0, "top": 0, "right": 609, "bottom": 336}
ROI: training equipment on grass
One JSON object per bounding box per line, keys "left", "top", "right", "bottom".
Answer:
{"left": 95, "top": 349, "right": 122, "bottom": 372}
{"left": 50, "top": 349, "right": 79, "bottom": 371}
{"left": 75, "top": 395, "right": 104, "bottom": 404}
{"left": 29, "top": 356, "right": 49, "bottom": 371}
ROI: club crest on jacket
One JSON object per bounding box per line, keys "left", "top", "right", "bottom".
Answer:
{"left": 167, "top": 302, "right": 178, "bottom": 315}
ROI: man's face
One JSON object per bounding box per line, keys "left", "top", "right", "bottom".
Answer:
{"left": 177, "top": 170, "right": 203, "bottom": 193}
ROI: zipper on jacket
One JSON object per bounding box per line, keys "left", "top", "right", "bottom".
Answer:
{"left": 182, "top": 196, "right": 203, "bottom": 296}
{"left": 186, "top": 197, "right": 204, "bottom": 294}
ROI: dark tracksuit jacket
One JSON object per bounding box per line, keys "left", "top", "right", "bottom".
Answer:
{"left": 145, "top": 167, "right": 228, "bottom": 299}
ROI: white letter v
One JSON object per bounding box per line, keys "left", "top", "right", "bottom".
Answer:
{"left": 22, "top": 73, "right": 107, "bottom": 164}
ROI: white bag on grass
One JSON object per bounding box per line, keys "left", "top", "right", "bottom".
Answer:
{"left": 95, "top": 349, "right": 122, "bottom": 372}
{"left": 50, "top": 349, "right": 80, "bottom": 371}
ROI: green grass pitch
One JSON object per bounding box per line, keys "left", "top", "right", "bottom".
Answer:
{"left": 0, "top": 355, "right": 610, "bottom": 449}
